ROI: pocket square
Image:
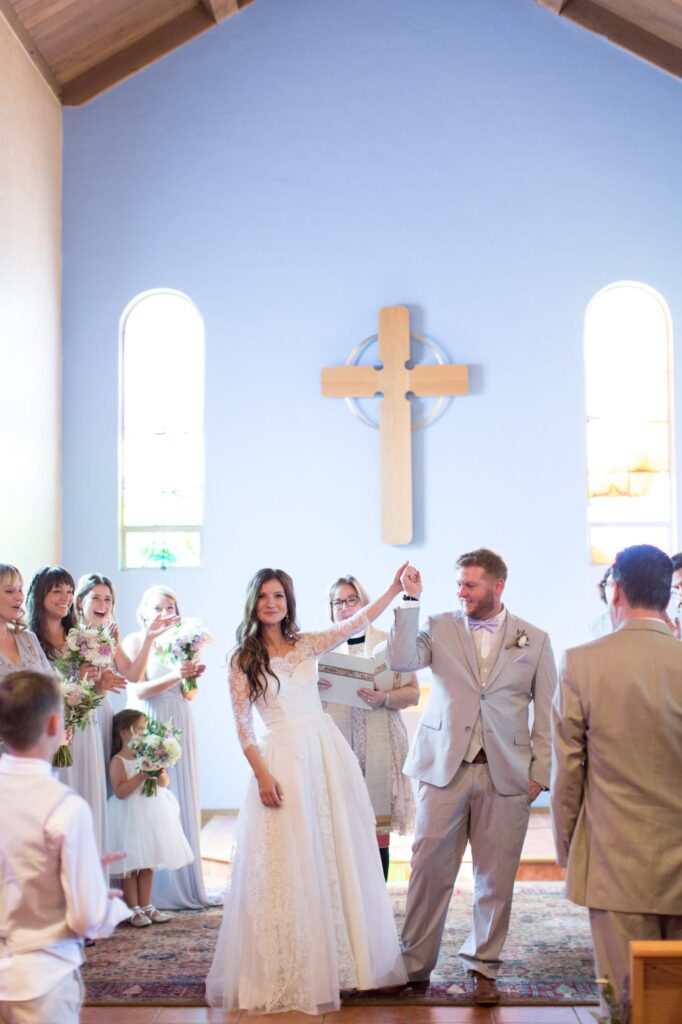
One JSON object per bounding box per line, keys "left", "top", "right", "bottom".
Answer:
{"left": 513, "top": 653, "right": 532, "bottom": 665}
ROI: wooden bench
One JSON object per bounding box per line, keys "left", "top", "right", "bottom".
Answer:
{"left": 630, "top": 940, "right": 682, "bottom": 1024}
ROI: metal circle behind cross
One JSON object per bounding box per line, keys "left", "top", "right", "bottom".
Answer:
{"left": 344, "top": 333, "right": 448, "bottom": 431}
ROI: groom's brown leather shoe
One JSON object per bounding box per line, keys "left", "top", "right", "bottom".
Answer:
{"left": 467, "top": 970, "right": 500, "bottom": 1005}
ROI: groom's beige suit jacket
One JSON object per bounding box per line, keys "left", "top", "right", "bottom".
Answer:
{"left": 387, "top": 606, "right": 556, "bottom": 796}
{"left": 551, "top": 618, "right": 682, "bottom": 914}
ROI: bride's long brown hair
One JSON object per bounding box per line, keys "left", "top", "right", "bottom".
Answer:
{"left": 234, "top": 569, "right": 300, "bottom": 703}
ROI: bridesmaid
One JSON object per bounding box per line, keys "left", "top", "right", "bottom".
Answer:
{"left": 74, "top": 574, "right": 173, "bottom": 766}
{"left": 27, "top": 566, "right": 123, "bottom": 860}
{"left": 0, "top": 564, "right": 51, "bottom": 680}
{"left": 122, "top": 584, "right": 209, "bottom": 909}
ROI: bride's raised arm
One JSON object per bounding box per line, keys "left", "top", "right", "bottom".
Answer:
{"left": 308, "top": 563, "right": 408, "bottom": 658}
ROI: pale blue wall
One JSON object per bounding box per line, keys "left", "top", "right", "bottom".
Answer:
{"left": 62, "top": 0, "right": 682, "bottom": 808}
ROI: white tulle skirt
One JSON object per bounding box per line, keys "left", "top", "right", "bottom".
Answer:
{"left": 107, "top": 785, "right": 195, "bottom": 877}
{"left": 205, "top": 712, "right": 407, "bottom": 1015}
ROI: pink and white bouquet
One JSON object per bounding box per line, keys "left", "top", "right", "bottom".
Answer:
{"left": 56, "top": 624, "right": 116, "bottom": 680}
{"left": 52, "top": 677, "right": 104, "bottom": 768}
{"left": 128, "top": 717, "right": 183, "bottom": 797}
{"left": 156, "top": 619, "right": 212, "bottom": 692}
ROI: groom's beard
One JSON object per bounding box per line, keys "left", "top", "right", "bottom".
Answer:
{"left": 463, "top": 590, "right": 498, "bottom": 621}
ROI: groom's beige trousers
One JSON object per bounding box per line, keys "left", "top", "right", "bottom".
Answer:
{"left": 402, "top": 760, "right": 530, "bottom": 981}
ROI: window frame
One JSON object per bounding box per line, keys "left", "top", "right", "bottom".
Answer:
{"left": 583, "top": 280, "right": 676, "bottom": 566}
{"left": 118, "top": 288, "right": 205, "bottom": 571}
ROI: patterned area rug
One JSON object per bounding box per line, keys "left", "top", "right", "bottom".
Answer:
{"left": 82, "top": 882, "right": 598, "bottom": 1006}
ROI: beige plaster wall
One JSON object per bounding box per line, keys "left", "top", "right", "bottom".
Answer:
{"left": 0, "top": 13, "right": 62, "bottom": 578}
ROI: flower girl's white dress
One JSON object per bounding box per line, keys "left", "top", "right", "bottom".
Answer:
{"left": 107, "top": 756, "right": 195, "bottom": 876}
{"left": 205, "top": 612, "right": 407, "bottom": 1015}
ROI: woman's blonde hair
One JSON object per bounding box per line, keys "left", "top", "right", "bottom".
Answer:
{"left": 327, "top": 575, "right": 370, "bottom": 621}
{"left": 136, "top": 585, "right": 180, "bottom": 627}
{"left": 0, "top": 564, "right": 26, "bottom": 631}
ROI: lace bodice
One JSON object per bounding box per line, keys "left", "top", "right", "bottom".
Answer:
{"left": 230, "top": 611, "right": 370, "bottom": 749}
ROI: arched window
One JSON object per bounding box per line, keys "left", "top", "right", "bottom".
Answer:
{"left": 584, "top": 281, "right": 675, "bottom": 565}
{"left": 119, "top": 290, "right": 205, "bottom": 569}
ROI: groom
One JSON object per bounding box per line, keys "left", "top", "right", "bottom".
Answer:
{"left": 387, "top": 549, "right": 557, "bottom": 1004}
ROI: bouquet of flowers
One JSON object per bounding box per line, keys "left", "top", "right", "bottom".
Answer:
{"left": 56, "top": 624, "right": 116, "bottom": 679}
{"left": 51, "top": 625, "right": 114, "bottom": 768}
{"left": 128, "top": 717, "right": 183, "bottom": 797}
{"left": 156, "top": 619, "right": 212, "bottom": 692}
{"left": 52, "top": 677, "right": 104, "bottom": 767}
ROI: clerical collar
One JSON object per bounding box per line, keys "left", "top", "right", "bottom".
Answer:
{"left": 347, "top": 635, "right": 366, "bottom": 646}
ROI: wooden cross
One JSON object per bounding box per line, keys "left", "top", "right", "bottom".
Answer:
{"left": 321, "top": 306, "right": 468, "bottom": 545}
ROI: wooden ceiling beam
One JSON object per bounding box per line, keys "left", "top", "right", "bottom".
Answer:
{"left": 200, "top": 0, "right": 256, "bottom": 24}
{"left": 201, "top": 0, "right": 239, "bottom": 24}
{"left": 0, "top": 0, "right": 60, "bottom": 98}
{"left": 539, "top": 0, "right": 682, "bottom": 80}
{"left": 60, "top": 4, "right": 213, "bottom": 106}
{"left": 536, "top": 0, "right": 572, "bottom": 12}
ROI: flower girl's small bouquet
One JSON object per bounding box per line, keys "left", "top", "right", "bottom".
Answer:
{"left": 128, "top": 718, "right": 183, "bottom": 797}
{"left": 52, "top": 678, "right": 104, "bottom": 767}
{"left": 156, "top": 619, "right": 212, "bottom": 692}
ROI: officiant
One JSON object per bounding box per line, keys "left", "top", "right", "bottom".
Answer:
{"left": 318, "top": 575, "right": 419, "bottom": 879}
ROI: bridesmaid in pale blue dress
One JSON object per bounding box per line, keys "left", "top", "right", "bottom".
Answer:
{"left": 74, "top": 573, "right": 174, "bottom": 768}
{"left": 0, "top": 565, "right": 51, "bottom": 683}
{"left": 27, "top": 566, "right": 122, "bottom": 860}
{"left": 123, "top": 585, "right": 209, "bottom": 910}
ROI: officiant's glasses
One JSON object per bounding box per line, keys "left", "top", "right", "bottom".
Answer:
{"left": 331, "top": 595, "right": 361, "bottom": 609}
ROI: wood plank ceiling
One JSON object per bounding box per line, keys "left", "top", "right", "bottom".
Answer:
{"left": 1, "top": 1, "right": 681, "bottom": 106}
{"left": 536, "top": 0, "right": 682, "bottom": 79}
{"left": 0, "top": 0, "right": 256, "bottom": 105}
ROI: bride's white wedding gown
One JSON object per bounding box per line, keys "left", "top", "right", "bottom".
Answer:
{"left": 206, "top": 612, "right": 407, "bottom": 1015}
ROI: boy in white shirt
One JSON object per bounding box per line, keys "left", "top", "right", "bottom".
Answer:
{"left": 0, "top": 669, "right": 131, "bottom": 1024}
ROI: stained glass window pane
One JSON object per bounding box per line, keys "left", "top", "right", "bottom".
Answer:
{"left": 584, "top": 282, "right": 674, "bottom": 566}
{"left": 120, "top": 291, "right": 205, "bottom": 569}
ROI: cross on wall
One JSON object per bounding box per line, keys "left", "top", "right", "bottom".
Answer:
{"left": 321, "top": 306, "right": 469, "bottom": 545}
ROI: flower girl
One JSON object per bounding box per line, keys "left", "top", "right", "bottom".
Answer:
{"left": 108, "top": 710, "right": 194, "bottom": 927}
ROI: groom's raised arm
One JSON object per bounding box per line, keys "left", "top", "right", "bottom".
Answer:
{"left": 387, "top": 603, "right": 432, "bottom": 672}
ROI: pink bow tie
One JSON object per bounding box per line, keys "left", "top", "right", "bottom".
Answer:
{"left": 468, "top": 618, "right": 499, "bottom": 633}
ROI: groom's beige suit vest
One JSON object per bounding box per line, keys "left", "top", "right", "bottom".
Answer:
{"left": 462, "top": 622, "right": 507, "bottom": 763}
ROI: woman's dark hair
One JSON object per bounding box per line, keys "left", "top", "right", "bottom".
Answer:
{"left": 27, "top": 566, "right": 77, "bottom": 662}
{"left": 111, "top": 709, "right": 145, "bottom": 757}
{"left": 234, "top": 568, "right": 300, "bottom": 703}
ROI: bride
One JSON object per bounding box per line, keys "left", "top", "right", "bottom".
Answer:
{"left": 206, "top": 565, "right": 408, "bottom": 1015}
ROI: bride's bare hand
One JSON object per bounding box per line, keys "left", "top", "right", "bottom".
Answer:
{"left": 391, "top": 561, "right": 410, "bottom": 592}
{"left": 257, "top": 771, "right": 284, "bottom": 808}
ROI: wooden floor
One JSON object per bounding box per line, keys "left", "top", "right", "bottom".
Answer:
{"left": 199, "top": 808, "right": 565, "bottom": 883}
{"left": 81, "top": 1005, "right": 598, "bottom": 1022}
{"left": 82, "top": 813, "right": 586, "bottom": 1022}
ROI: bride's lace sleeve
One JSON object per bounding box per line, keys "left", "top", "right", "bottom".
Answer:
{"left": 229, "top": 657, "right": 257, "bottom": 750}
{"left": 307, "top": 608, "right": 372, "bottom": 658}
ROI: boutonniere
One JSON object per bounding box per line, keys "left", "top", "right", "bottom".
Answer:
{"left": 505, "top": 629, "right": 529, "bottom": 650}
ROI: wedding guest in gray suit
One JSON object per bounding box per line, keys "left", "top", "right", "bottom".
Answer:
{"left": 388, "top": 549, "right": 556, "bottom": 1005}
{"left": 551, "top": 544, "right": 682, "bottom": 1015}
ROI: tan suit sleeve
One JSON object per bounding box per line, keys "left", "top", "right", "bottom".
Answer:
{"left": 529, "top": 632, "right": 557, "bottom": 789}
{"left": 550, "top": 650, "right": 587, "bottom": 867}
